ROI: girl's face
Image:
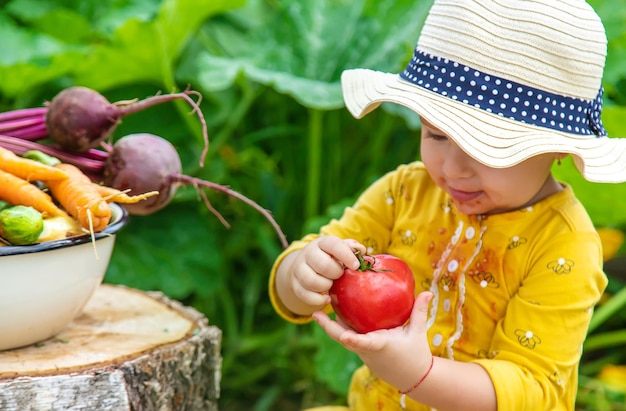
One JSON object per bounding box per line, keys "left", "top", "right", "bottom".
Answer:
{"left": 420, "top": 118, "right": 562, "bottom": 215}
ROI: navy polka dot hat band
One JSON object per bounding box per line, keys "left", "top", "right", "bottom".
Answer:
{"left": 341, "top": 0, "right": 626, "bottom": 183}
{"left": 400, "top": 48, "right": 607, "bottom": 138}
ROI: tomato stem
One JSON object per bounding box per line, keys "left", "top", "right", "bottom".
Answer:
{"left": 354, "top": 250, "right": 371, "bottom": 271}
{"left": 354, "top": 250, "right": 391, "bottom": 272}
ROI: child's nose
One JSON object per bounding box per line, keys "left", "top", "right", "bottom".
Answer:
{"left": 442, "top": 141, "right": 475, "bottom": 179}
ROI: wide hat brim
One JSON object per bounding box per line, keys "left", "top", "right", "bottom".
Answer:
{"left": 342, "top": 68, "right": 626, "bottom": 184}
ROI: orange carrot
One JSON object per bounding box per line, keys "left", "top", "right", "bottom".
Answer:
{"left": 0, "top": 146, "right": 68, "bottom": 182}
{"left": 0, "top": 170, "right": 67, "bottom": 217}
{"left": 47, "top": 163, "right": 111, "bottom": 232}
{"left": 91, "top": 183, "right": 158, "bottom": 204}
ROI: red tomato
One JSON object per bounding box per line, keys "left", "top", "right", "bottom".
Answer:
{"left": 329, "top": 252, "right": 415, "bottom": 333}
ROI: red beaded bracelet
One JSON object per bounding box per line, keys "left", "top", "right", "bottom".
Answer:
{"left": 398, "top": 356, "right": 435, "bottom": 401}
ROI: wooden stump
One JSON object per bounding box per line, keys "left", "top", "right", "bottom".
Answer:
{"left": 0, "top": 284, "right": 222, "bottom": 411}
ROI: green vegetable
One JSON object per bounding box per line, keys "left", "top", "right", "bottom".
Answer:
{"left": 0, "top": 201, "right": 11, "bottom": 212}
{"left": 0, "top": 205, "right": 44, "bottom": 245}
{"left": 22, "top": 150, "right": 61, "bottom": 167}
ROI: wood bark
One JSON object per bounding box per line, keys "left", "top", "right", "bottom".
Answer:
{"left": 0, "top": 284, "right": 222, "bottom": 411}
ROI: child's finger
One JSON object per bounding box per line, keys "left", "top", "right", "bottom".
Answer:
{"left": 312, "top": 311, "right": 365, "bottom": 346}
{"left": 295, "top": 263, "right": 334, "bottom": 293}
{"left": 343, "top": 239, "right": 367, "bottom": 256}
{"left": 406, "top": 291, "right": 433, "bottom": 336}
{"left": 318, "top": 236, "right": 362, "bottom": 270}
{"left": 312, "top": 310, "right": 349, "bottom": 341}
{"left": 313, "top": 311, "right": 388, "bottom": 352}
{"left": 293, "top": 279, "right": 331, "bottom": 307}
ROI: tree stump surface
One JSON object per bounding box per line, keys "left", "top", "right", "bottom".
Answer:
{"left": 0, "top": 284, "right": 222, "bottom": 411}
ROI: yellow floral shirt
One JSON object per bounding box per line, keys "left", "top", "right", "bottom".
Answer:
{"left": 269, "top": 161, "right": 607, "bottom": 411}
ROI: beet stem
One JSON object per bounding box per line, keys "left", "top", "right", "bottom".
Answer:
{"left": 114, "top": 88, "right": 209, "bottom": 167}
{"left": 0, "top": 107, "right": 47, "bottom": 122}
{"left": 2, "top": 123, "right": 48, "bottom": 140}
{"left": 172, "top": 174, "right": 288, "bottom": 249}
{"left": 82, "top": 147, "right": 110, "bottom": 161}
{"left": 0, "top": 134, "right": 105, "bottom": 175}
{"left": 0, "top": 116, "right": 46, "bottom": 132}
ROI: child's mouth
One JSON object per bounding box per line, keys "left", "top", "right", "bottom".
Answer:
{"left": 448, "top": 187, "right": 483, "bottom": 203}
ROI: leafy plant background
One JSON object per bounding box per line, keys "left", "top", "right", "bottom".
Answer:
{"left": 2, "top": 0, "right": 626, "bottom": 410}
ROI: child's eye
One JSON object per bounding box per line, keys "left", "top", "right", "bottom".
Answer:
{"left": 427, "top": 132, "right": 448, "bottom": 142}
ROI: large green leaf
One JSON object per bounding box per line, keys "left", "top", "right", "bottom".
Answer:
{"left": 73, "top": 0, "right": 246, "bottom": 90}
{"left": 0, "top": 0, "right": 160, "bottom": 99}
{"left": 0, "top": 13, "right": 81, "bottom": 99}
{"left": 0, "top": 0, "right": 244, "bottom": 99}
{"left": 185, "top": 0, "right": 434, "bottom": 109}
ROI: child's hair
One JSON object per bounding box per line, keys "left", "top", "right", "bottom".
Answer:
{"left": 341, "top": 0, "right": 626, "bottom": 183}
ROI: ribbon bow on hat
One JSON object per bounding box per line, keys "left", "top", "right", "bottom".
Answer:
{"left": 341, "top": 0, "right": 626, "bottom": 183}
{"left": 588, "top": 88, "right": 607, "bottom": 137}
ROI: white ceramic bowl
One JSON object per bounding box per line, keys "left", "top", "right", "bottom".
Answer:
{"left": 0, "top": 203, "right": 128, "bottom": 351}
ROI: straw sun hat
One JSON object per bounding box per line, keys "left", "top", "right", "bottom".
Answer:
{"left": 341, "top": 0, "right": 626, "bottom": 183}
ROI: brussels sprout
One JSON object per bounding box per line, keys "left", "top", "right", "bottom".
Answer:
{"left": 0, "top": 201, "right": 11, "bottom": 212}
{"left": 0, "top": 205, "right": 44, "bottom": 245}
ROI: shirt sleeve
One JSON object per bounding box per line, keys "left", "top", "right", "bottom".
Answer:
{"left": 473, "top": 231, "right": 607, "bottom": 411}
{"left": 268, "top": 235, "right": 319, "bottom": 324}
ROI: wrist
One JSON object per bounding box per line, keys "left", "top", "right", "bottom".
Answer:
{"left": 398, "top": 355, "right": 435, "bottom": 396}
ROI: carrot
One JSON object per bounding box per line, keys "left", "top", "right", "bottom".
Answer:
{"left": 47, "top": 163, "right": 112, "bottom": 232}
{"left": 0, "top": 170, "right": 68, "bottom": 217}
{"left": 0, "top": 145, "right": 68, "bottom": 182}
{"left": 91, "top": 184, "right": 158, "bottom": 204}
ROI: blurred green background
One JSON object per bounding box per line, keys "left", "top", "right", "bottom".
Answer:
{"left": 2, "top": 0, "right": 626, "bottom": 410}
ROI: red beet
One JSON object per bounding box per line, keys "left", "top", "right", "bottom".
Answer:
{"left": 45, "top": 86, "right": 209, "bottom": 166}
{"left": 103, "top": 133, "right": 182, "bottom": 216}
{"left": 103, "top": 133, "right": 288, "bottom": 248}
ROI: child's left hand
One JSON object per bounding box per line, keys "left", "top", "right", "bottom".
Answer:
{"left": 312, "top": 291, "right": 434, "bottom": 392}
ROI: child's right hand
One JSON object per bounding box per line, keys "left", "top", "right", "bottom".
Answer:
{"left": 277, "top": 236, "right": 366, "bottom": 315}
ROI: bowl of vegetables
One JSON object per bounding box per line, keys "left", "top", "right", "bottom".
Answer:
{"left": 0, "top": 148, "right": 141, "bottom": 351}
{"left": 0, "top": 202, "right": 128, "bottom": 351}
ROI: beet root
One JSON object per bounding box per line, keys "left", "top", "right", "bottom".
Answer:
{"left": 46, "top": 86, "right": 120, "bottom": 153}
{"left": 103, "top": 132, "right": 288, "bottom": 248}
{"left": 45, "top": 86, "right": 209, "bottom": 166}
{"left": 104, "top": 133, "right": 182, "bottom": 216}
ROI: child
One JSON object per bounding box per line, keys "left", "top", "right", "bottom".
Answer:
{"left": 269, "top": 0, "right": 626, "bottom": 410}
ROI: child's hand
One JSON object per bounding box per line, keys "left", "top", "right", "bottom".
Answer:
{"left": 287, "top": 236, "right": 366, "bottom": 309}
{"left": 313, "top": 291, "right": 434, "bottom": 392}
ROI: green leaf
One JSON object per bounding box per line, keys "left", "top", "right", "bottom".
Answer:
{"left": 106, "top": 202, "right": 225, "bottom": 299}
{"left": 5, "top": 0, "right": 162, "bottom": 37}
{"left": 186, "top": 54, "right": 242, "bottom": 92}
{"left": 246, "top": 69, "right": 341, "bottom": 110}
{"left": 0, "top": 0, "right": 241, "bottom": 99}
{"left": 0, "top": 15, "right": 84, "bottom": 98}
{"left": 73, "top": 0, "right": 245, "bottom": 90}
{"left": 603, "top": 101, "right": 626, "bottom": 137}
{"left": 188, "top": 0, "right": 433, "bottom": 109}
